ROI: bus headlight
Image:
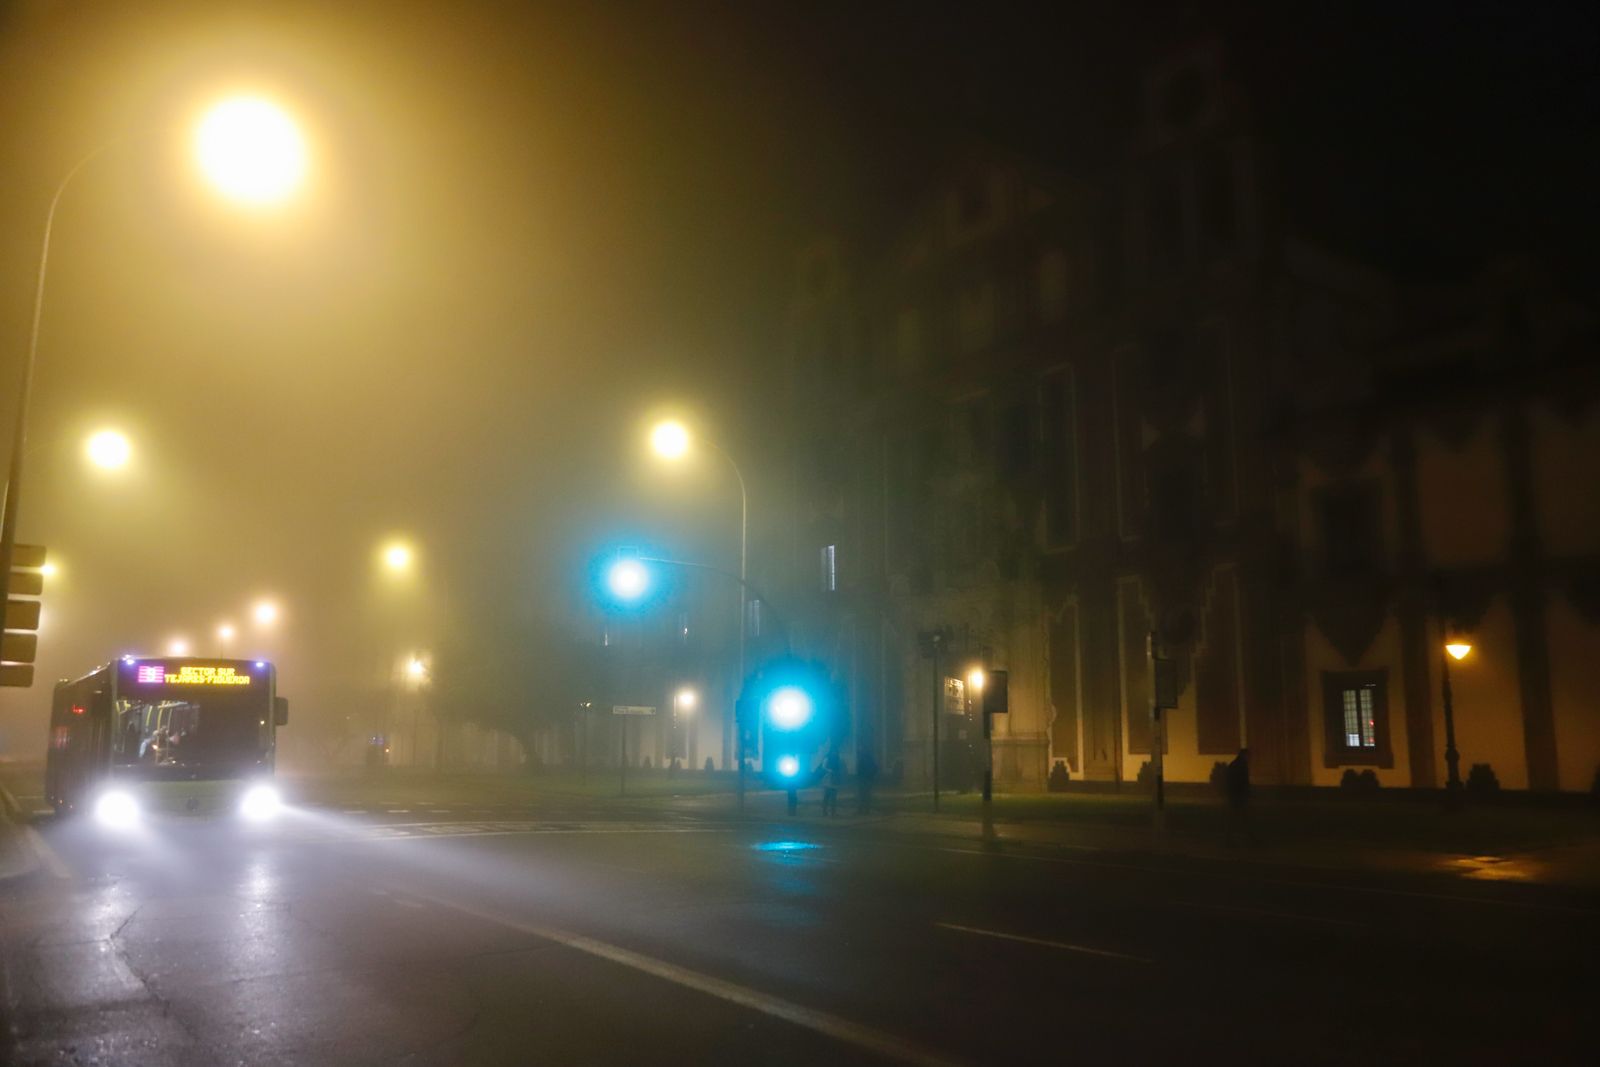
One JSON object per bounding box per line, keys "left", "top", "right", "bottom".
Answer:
{"left": 94, "top": 790, "right": 140, "bottom": 830}
{"left": 239, "top": 784, "right": 282, "bottom": 822}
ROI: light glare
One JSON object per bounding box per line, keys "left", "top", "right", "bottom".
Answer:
{"left": 239, "top": 784, "right": 282, "bottom": 822}
{"left": 1445, "top": 642, "right": 1472, "bottom": 661}
{"left": 776, "top": 755, "right": 800, "bottom": 779}
{"left": 768, "top": 687, "right": 813, "bottom": 730}
{"left": 651, "top": 420, "right": 691, "bottom": 460}
{"left": 86, "top": 429, "right": 131, "bottom": 470}
{"left": 167, "top": 638, "right": 190, "bottom": 657}
{"left": 676, "top": 687, "right": 698, "bottom": 711}
{"left": 253, "top": 600, "right": 279, "bottom": 627}
{"left": 196, "top": 96, "right": 307, "bottom": 205}
{"left": 607, "top": 559, "right": 649, "bottom": 601}
{"left": 94, "top": 790, "right": 140, "bottom": 830}
{"left": 383, "top": 542, "right": 414, "bottom": 572}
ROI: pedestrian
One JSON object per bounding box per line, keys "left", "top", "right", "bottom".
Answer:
{"left": 1225, "top": 747, "right": 1253, "bottom": 845}
{"left": 821, "top": 746, "right": 843, "bottom": 816}
{"left": 856, "top": 747, "right": 879, "bottom": 815}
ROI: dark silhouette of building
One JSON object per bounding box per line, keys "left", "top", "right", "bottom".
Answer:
{"left": 779, "top": 39, "right": 1600, "bottom": 792}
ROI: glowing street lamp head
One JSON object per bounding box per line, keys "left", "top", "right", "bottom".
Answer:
{"left": 168, "top": 637, "right": 190, "bottom": 657}
{"left": 40, "top": 561, "right": 58, "bottom": 580}
{"left": 218, "top": 623, "right": 236, "bottom": 643}
{"left": 196, "top": 95, "right": 308, "bottom": 206}
{"left": 776, "top": 755, "right": 801, "bottom": 779}
{"left": 650, "top": 420, "right": 691, "bottom": 461}
{"left": 607, "top": 558, "right": 649, "bottom": 602}
{"left": 966, "top": 667, "right": 987, "bottom": 693}
{"left": 253, "top": 600, "right": 279, "bottom": 627}
{"left": 382, "top": 542, "right": 414, "bottom": 573}
{"left": 676, "top": 687, "right": 698, "bottom": 712}
{"left": 1445, "top": 641, "right": 1473, "bottom": 661}
{"left": 407, "top": 657, "right": 427, "bottom": 679}
{"left": 85, "top": 429, "right": 132, "bottom": 470}
{"left": 767, "top": 686, "right": 813, "bottom": 730}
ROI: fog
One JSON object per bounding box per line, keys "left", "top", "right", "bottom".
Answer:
{"left": 1, "top": 0, "right": 1591, "bottom": 760}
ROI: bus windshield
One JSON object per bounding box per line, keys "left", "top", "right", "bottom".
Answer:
{"left": 113, "top": 688, "right": 271, "bottom": 776}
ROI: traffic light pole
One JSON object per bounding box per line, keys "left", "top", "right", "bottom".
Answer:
{"left": 0, "top": 143, "right": 116, "bottom": 644}
{"left": 931, "top": 634, "right": 942, "bottom": 812}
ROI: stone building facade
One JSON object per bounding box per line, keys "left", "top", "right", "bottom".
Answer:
{"left": 778, "top": 41, "right": 1600, "bottom": 792}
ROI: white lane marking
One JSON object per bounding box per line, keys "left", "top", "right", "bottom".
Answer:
{"left": 342, "top": 808, "right": 366, "bottom": 814}
{"left": 386, "top": 809, "right": 411, "bottom": 814}
{"left": 1178, "top": 900, "right": 1368, "bottom": 929}
{"left": 934, "top": 921, "right": 1151, "bottom": 963}
{"left": 24, "top": 827, "right": 73, "bottom": 880}
{"left": 428, "top": 809, "right": 451, "bottom": 814}
{"left": 890, "top": 843, "right": 1598, "bottom": 917}
{"left": 418, "top": 894, "right": 964, "bottom": 1067}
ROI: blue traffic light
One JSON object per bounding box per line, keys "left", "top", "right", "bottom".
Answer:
{"left": 607, "top": 558, "right": 650, "bottom": 601}
{"left": 766, "top": 686, "right": 813, "bottom": 730}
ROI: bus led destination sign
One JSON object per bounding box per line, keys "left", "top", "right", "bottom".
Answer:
{"left": 134, "top": 664, "right": 252, "bottom": 686}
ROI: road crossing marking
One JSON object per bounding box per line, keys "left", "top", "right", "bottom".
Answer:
{"left": 934, "top": 921, "right": 1151, "bottom": 963}
{"left": 417, "top": 893, "right": 965, "bottom": 1067}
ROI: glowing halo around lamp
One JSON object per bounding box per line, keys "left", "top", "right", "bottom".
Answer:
{"left": 195, "top": 95, "right": 308, "bottom": 206}
{"left": 1445, "top": 641, "right": 1472, "bottom": 661}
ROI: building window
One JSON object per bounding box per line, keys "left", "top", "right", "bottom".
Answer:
{"left": 820, "top": 545, "right": 837, "bottom": 592}
{"left": 1321, "top": 670, "right": 1392, "bottom": 767}
{"left": 1039, "top": 369, "right": 1077, "bottom": 546}
{"left": 957, "top": 282, "right": 996, "bottom": 353}
{"left": 1038, "top": 248, "right": 1069, "bottom": 323}
{"left": 894, "top": 308, "right": 922, "bottom": 373}
{"left": 1317, "top": 482, "right": 1382, "bottom": 576}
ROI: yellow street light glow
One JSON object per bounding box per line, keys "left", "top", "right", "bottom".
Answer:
{"left": 650, "top": 420, "right": 691, "bottom": 460}
{"left": 382, "top": 542, "right": 414, "bottom": 573}
{"left": 218, "top": 623, "right": 236, "bottom": 642}
{"left": 196, "top": 95, "right": 307, "bottom": 206}
{"left": 967, "top": 667, "right": 987, "bottom": 693}
{"left": 253, "top": 600, "right": 279, "bottom": 627}
{"left": 407, "top": 658, "right": 427, "bottom": 679}
{"left": 1445, "top": 642, "right": 1472, "bottom": 661}
{"left": 40, "top": 561, "right": 58, "bottom": 579}
{"left": 168, "top": 638, "right": 190, "bottom": 657}
{"left": 86, "top": 429, "right": 132, "bottom": 470}
{"left": 676, "top": 687, "right": 698, "bottom": 712}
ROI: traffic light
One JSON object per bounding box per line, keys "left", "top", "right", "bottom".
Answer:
{"left": 749, "top": 657, "right": 836, "bottom": 791}
{"left": 2, "top": 544, "right": 47, "bottom": 688}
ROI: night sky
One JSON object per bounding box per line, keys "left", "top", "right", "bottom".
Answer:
{"left": 0, "top": 0, "right": 1593, "bottom": 750}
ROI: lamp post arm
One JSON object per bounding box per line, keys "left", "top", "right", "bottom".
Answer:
{"left": 636, "top": 555, "right": 790, "bottom": 651}
{"left": 0, "top": 138, "right": 123, "bottom": 617}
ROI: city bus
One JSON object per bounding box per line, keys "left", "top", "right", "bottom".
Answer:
{"left": 44, "top": 656, "right": 289, "bottom": 826}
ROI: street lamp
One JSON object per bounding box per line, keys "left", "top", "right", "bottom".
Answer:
{"left": 252, "top": 600, "right": 280, "bottom": 628}
{"left": 646, "top": 417, "right": 751, "bottom": 808}
{"left": 381, "top": 540, "right": 415, "bottom": 574}
{"left": 168, "top": 638, "right": 190, "bottom": 657}
{"left": 1441, "top": 633, "right": 1472, "bottom": 808}
{"left": 217, "top": 622, "right": 236, "bottom": 655}
{"left": 0, "top": 93, "right": 309, "bottom": 643}
{"left": 85, "top": 429, "right": 132, "bottom": 471}
{"left": 607, "top": 558, "right": 650, "bottom": 602}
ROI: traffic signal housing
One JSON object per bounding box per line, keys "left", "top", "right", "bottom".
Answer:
{"left": 748, "top": 657, "right": 836, "bottom": 789}
{"left": 2, "top": 544, "right": 47, "bottom": 688}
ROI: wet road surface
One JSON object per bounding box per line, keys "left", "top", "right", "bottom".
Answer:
{"left": 3, "top": 796, "right": 1596, "bottom": 1065}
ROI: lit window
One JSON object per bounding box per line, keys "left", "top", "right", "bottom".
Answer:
{"left": 1321, "top": 671, "right": 1390, "bottom": 767}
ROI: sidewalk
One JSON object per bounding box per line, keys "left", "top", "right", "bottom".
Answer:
{"left": 0, "top": 781, "right": 41, "bottom": 882}
{"left": 675, "top": 786, "right": 1600, "bottom": 890}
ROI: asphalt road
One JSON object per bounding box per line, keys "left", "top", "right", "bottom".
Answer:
{"left": 2, "top": 790, "right": 1596, "bottom": 1066}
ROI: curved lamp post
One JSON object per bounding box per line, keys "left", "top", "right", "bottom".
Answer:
{"left": 0, "top": 96, "right": 308, "bottom": 643}
{"left": 648, "top": 419, "right": 752, "bottom": 809}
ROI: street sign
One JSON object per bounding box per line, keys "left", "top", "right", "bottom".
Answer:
{"left": 611, "top": 705, "right": 656, "bottom": 716}
{"left": 4, "top": 599, "right": 41, "bottom": 632}
{"left": 10, "top": 545, "right": 46, "bottom": 568}
{"left": 1, "top": 633, "right": 38, "bottom": 663}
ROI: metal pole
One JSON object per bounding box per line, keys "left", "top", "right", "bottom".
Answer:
{"left": 981, "top": 692, "right": 994, "bottom": 839}
{"left": 1441, "top": 650, "right": 1463, "bottom": 809}
{"left": 620, "top": 716, "right": 627, "bottom": 798}
{"left": 0, "top": 143, "right": 119, "bottom": 634}
{"left": 1149, "top": 631, "right": 1165, "bottom": 819}
{"left": 932, "top": 637, "right": 941, "bottom": 812}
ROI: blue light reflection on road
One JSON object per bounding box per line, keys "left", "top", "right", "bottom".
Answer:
{"left": 751, "top": 841, "right": 821, "bottom": 853}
